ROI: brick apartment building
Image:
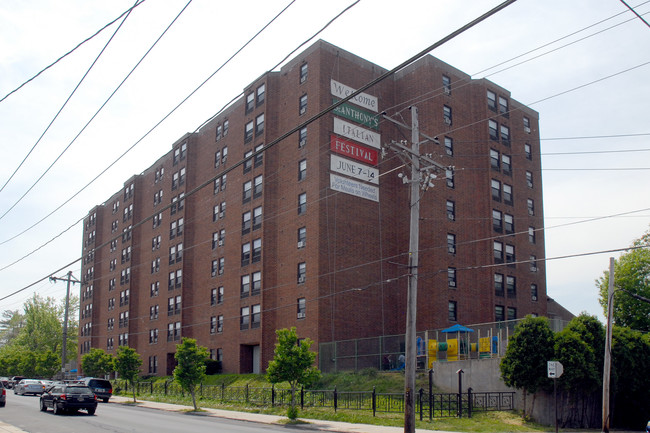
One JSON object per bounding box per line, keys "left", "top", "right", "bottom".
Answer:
{"left": 78, "top": 40, "right": 546, "bottom": 376}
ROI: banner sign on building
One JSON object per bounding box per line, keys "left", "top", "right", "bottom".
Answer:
{"left": 332, "top": 98, "right": 379, "bottom": 130}
{"left": 330, "top": 135, "right": 378, "bottom": 166}
{"left": 330, "top": 173, "right": 379, "bottom": 202}
{"left": 330, "top": 79, "right": 378, "bottom": 112}
{"left": 330, "top": 154, "right": 378, "bottom": 184}
{"left": 333, "top": 117, "right": 380, "bottom": 150}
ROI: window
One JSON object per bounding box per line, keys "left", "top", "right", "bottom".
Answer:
{"left": 507, "top": 307, "right": 516, "bottom": 321}
{"left": 298, "top": 193, "right": 307, "bottom": 215}
{"left": 246, "top": 92, "right": 254, "bottom": 113}
{"left": 505, "top": 244, "right": 515, "bottom": 264}
{"left": 243, "top": 150, "right": 253, "bottom": 173}
{"left": 299, "top": 94, "right": 307, "bottom": 115}
{"left": 152, "top": 236, "right": 161, "bottom": 251}
{"left": 490, "top": 149, "right": 500, "bottom": 170}
{"left": 501, "top": 154, "right": 511, "bottom": 175}
{"left": 487, "top": 90, "right": 497, "bottom": 111}
{"left": 252, "top": 238, "right": 262, "bottom": 263}
{"left": 524, "top": 143, "right": 532, "bottom": 160}
{"left": 251, "top": 304, "right": 261, "bottom": 328}
{"left": 297, "top": 227, "right": 306, "bottom": 248}
{"left": 506, "top": 276, "right": 516, "bottom": 298}
{"left": 150, "top": 281, "right": 159, "bottom": 297}
{"left": 498, "top": 96, "right": 509, "bottom": 116}
{"left": 443, "top": 105, "right": 452, "bottom": 125}
{"left": 448, "top": 301, "right": 457, "bottom": 322}
{"left": 503, "top": 184, "right": 513, "bottom": 204}
{"left": 492, "top": 209, "right": 502, "bottom": 232}
{"left": 243, "top": 180, "right": 252, "bottom": 203}
{"left": 298, "top": 159, "right": 307, "bottom": 181}
{"left": 494, "top": 241, "right": 503, "bottom": 263}
{"left": 448, "top": 267, "right": 457, "bottom": 288}
{"left": 531, "top": 284, "right": 538, "bottom": 301}
{"left": 300, "top": 63, "right": 308, "bottom": 83}
{"left": 530, "top": 255, "right": 538, "bottom": 272}
{"left": 297, "top": 297, "right": 306, "bottom": 318}
{"left": 242, "top": 211, "right": 251, "bottom": 234}
{"left": 446, "top": 169, "right": 454, "bottom": 188}
{"left": 255, "top": 113, "right": 264, "bottom": 136}
{"left": 523, "top": 116, "right": 531, "bottom": 133}
{"left": 150, "top": 305, "right": 159, "bottom": 320}
{"left": 254, "top": 144, "right": 264, "bottom": 167}
{"left": 253, "top": 175, "right": 263, "bottom": 198}
{"left": 488, "top": 120, "right": 498, "bottom": 140}
{"left": 245, "top": 121, "right": 254, "bottom": 142}
{"left": 528, "top": 227, "right": 536, "bottom": 244}
{"left": 495, "top": 305, "right": 505, "bottom": 322}
{"left": 253, "top": 206, "right": 262, "bottom": 230}
{"left": 494, "top": 273, "right": 504, "bottom": 297}
{"left": 216, "top": 125, "right": 222, "bottom": 141}
{"left": 217, "top": 315, "right": 224, "bottom": 333}
{"left": 500, "top": 125, "right": 510, "bottom": 146}
{"left": 491, "top": 179, "right": 501, "bottom": 201}
{"left": 240, "top": 306, "right": 250, "bottom": 330}
{"left": 504, "top": 213, "right": 514, "bottom": 233}
{"left": 256, "top": 83, "right": 265, "bottom": 106}
{"left": 214, "top": 150, "right": 221, "bottom": 168}
{"left": 151, "top": 258, "right": 160, "bottom": 274}
{"left": 447, "top": 233, "right": 456, "bottom": 254}
{"left": 223, "top": 120, "right": 229, "bottom": 136}
{"left": 241, "top": 275, "right": 250, "bottom": 298}
{"left": 297, "top": 262, "right": 306, "bottom": 284}
{"left": 153, "top": 212, "right": 162, "bottom": 229}
{"left": 442, "top": 74, "right": 451, "bottom": 94}
{"left": 252, "top": 271, "right": 261, "bottom": 296}
{"left": 299, "top": 127, "right": 307, "bottom": 148}
{"left": 444, "top": 136, "right": 453, "bottom": 156}
{"left": 210, "top": 316, "right": 217, "bottom": 334}
{"left": 241, "top": 243, "right": 251, "bottom": 266}
{"left": 446, "top": 200, "right": 455, "bottom": 221}
{"left": 526, "top": 171, "right": 533, "bottom": 188}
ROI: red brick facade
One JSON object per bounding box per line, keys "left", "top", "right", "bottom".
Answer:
{"left": 79, "top": 40, "right": 546, "bottom": 375}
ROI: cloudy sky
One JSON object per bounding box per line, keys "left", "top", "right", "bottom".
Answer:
{"left": 1, "top": 0, "right": 649, "bottom": 322}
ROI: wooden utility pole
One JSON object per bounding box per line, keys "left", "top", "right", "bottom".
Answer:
{"left": 382, "top": 107, "right": 448, "bottom": 433}
{"left": 601, "top": 257, "right": 615, "bottom": 433}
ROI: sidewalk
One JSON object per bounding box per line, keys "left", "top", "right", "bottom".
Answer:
{"left": 110, "top": 395, "right": 451, "bottom": 433}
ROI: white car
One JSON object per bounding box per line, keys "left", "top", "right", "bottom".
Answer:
{"left": 13, "top": 379, "right": 45, "bottom": 396}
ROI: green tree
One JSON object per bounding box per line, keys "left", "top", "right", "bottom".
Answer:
{"left": 81, "top": 348, "right": 115, "bottom": 378}
{"left": 597, "top": 229, "right": 650, "bottom": 332}
{"left": 500, "top": 316, "right": 555, "bottom": 419}
{"left": 114, "top": 346, "right": 142, "bottom": 403}
{"left": 0, "top": 310, "right": 24, "bottom": 347}
{"left": 266, "top": 327, "right": 320, "bottom": 420}
{"left": 173, "top": 338, "right": 209, "bottom": 410}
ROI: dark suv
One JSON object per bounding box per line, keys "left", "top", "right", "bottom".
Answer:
{"left": 40, "top": 384, "right": 97, "bottom": 415}
{"left": 81, "top": 378, "right": 112, "bottom": 402}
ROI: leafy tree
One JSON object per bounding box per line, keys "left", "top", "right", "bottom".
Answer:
{"left": 554, "top": 314, "right": 604, "bottom": 428}
{"left": 266, "top": 327, "right": 320, "bottom": 420}
{"left": 609, "top": 326, "right": 650, "bottom": 429}
{"left": 597, "top": 228, "right": 650, "bottom": 332}
{"left": 114, "top": 346, "right": 142, "bottom": 402}
{"left": 500, "top": 316, "right": 555, "bottom": 419}
{"left": 82, "top": 348, "right": 115, "bottom": 378}
{"left": 173, "top": 338, "right": 209, "bottom": 410}
{"left": 0, "top": 310, "right": 24, "bottom": 347}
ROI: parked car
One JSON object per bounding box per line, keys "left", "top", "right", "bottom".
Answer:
{"left": 80, "top": 378, "right": 112, "bottom": 402}
{"left": 0, "top": 378, "right": 10, "bottom": 389}
{"left": 9, "top": 376, "right": 24, "bottom": 389}
{"left": 0, "top": 381, "right": 6, "bottom": 407}
{"left": 13, "top": 379, "right": 45, "bottom": 395}
{"left": 39, "top": 384, "right": 97, "bottom": 415}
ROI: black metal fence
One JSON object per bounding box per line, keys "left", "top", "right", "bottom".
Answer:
{"left": 113, "top": 380, "right": 514, "bottom": 419}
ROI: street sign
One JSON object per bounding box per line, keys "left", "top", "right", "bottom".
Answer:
{"left": 547, "top": 360, "right": 564, "bottom": 378}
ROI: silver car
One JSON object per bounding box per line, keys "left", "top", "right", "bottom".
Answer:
{"left": 13, "top": 379, "right": 45, "bottom": 396}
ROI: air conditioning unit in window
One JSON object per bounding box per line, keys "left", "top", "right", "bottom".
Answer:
{"left": 524, "top": 126, "right": 531, "bottom": 133}
{"left": 444, "top": 117, "right": 452, "bottom": 125}
{"left": 218, "top": 269, "right": 224, "bottom": 275}
{"left": 443, "top": 87, "right": 451, "bottom": 95}
{"left": 449, "top": 281, "right": 456, "bottom": 287}
{"left": 298, "top": 276, "right": 305, "bottom": 284}
{"left": 297, "top": 312, "right": 306, "bottom": 319}
{"left": 448, "top": 247, "right": 456, "bottom": 254}
{"left": 299, "top": 139, "right": 306, "bottom": 148}
{"left": 218, "top": 240, "right": 224, "bottom": 247}
{"left": 297, "top": 240, "right": 306, "bottom": 248}
{"left": 531, "top": 266, "right": 538, "bottom": 272}
{"left": 531, "top": 296, "right": 538, "bottom": 301}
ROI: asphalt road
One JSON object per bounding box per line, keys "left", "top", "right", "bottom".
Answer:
{"left": 0, "top": 392, "right": 292, "bottom": 433}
